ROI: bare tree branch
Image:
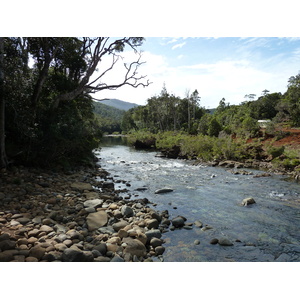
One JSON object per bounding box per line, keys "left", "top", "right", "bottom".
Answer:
{"left": 52, "top": 37, "right": 151, "bottom": 108}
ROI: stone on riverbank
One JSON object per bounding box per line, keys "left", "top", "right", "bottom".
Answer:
{"left": 70, "top": 182, "right": 93, "bottom": 191}
{"left": 123, "top": 237, "right": 147, "bottom": 258}
{"left": 86, "top": 211, "right": 108, "bottom": 231}
{"left": 121, "top": 205, "right": 134, "bottom": 218}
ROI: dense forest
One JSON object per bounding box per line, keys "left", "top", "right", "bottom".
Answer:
{"left": 0, "top": 37, "right": 149, "bottom": 168}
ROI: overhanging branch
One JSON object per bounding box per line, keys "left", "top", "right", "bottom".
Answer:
{"left": 52, "top": 38, "right": 151, "bottom": 108}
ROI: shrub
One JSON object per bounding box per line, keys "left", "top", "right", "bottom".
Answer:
{"left": 267, "top": 145, "right": 285, "bottom": 159}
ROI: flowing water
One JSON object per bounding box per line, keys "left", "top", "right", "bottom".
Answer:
{"left": 95, "top": 136, "right": 300, "bottom": 262}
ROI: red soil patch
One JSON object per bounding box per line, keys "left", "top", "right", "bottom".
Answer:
{"left": 268, "top": 128, "right": 300, "bottom": 149}
{"left": 247, "top": 127, "right": 300, "bottom": 150}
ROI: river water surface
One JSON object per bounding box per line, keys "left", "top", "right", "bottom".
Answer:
{"left": 95, "top": 136, "right": 300, "bottom": 262}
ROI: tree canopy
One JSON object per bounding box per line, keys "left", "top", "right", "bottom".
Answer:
{"left": 0, "top": 37, "right": 149, "bottom": 168}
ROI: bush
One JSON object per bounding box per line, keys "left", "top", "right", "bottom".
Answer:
{"left": 267, "top": 145, "right": 285, "bottom": 159}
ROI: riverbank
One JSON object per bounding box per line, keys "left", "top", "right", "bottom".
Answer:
{"left": 129, "top": 131, "right": 300, "bottom": 180}
{"left": 0, "top": 163, "right": 177, "bottom": 262}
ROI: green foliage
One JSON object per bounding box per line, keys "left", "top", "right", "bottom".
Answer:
{"left": 93, "top": 101, "right": 125, "bottom": 134}
{"left": 122, "top": 86, "right": 205, "bottom": 133}
{"left": 271, "top": 147, "right": 300, "bottom": 170}
{"left": 3, "top": 38, "right": 102, "bottom": 167}
{"left": 129, "top": 131, "right": 260, "bottom": 162}
{"left": 266, "top": 145, "right": 285, "bottom": 159}
{"left": 207, "top": 117, "right": 222, "bottom": 137}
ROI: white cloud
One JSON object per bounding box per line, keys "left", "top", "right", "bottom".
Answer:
{"left": 91, "top": 38, "right": 300, "bottom": 109}
{"left": 172, "top": 42, "right": 186, "bottom": 50}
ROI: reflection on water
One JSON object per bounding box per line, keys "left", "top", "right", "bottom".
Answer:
{"left": 96, "top": 136, "right": 300, "bottom": 262}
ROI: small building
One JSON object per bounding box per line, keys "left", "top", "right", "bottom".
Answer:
{"left": 257, "top": 120, "right": 271, "bottom": 128}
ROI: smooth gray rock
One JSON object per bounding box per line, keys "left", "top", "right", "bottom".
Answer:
{"left": 110, "top": 255, "right": 125, "bottom": 262}
{"left": 171, "top": 216, "right": 185, "bottom": 228}
{"left": 150, "top": 237, "right": 163, "bottom": 248}
{"left": 94, "top": 242, "right": 107, "bottom": 255}
{"left": 121, "top": 205, "right": 134, "bottom": 218}
{"left": 62, "top": 248, "right": 93, "bottom": 262}
{"left": 0, "top": 250, "right": 14, "bottom": 262}
{"left": 0, "top": 239, "right": 16, "bottom": 251}
{"left": 112, "top": 220, "right": 129, "bottom": 232}
{"left": 218, "top": 237, "right": 233, "bottom": 246}
{"left": 155, "top": 246, "right": 165, "bottom": 256}
{"left": 155, "top": 188, "right": 173, "bottom": 194}
{"left": 145, "top": 229, "right": 162, "bottom": 242}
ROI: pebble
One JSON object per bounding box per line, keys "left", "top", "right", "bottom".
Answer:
{"left": 0, "top": 166, "right": 193, "bottom": 262}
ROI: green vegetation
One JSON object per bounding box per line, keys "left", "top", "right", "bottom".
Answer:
{"left": 93, "top": 101, "right": 126, "bottom": 134}
{"left": 0, "top": 37, "right": 149, "bottom": 168}
{"left": 124, "top": 75, "right": 300, "bottom": 172}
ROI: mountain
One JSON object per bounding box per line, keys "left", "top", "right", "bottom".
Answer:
{"left": 100, "top": 99, "right": 139, "bottom": 111}
{"left": 92, "top": 101, "right": 126, "bottom": 134}
{"left": 93, "top": 101, "right": 125, "bottom": 120}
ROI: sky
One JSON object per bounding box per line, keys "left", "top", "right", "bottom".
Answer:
{"left": 94, "top": 37, "right": 300, "bottom": 109}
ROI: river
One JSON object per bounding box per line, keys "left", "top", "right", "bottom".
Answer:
{"left": 94, "top": 136, "right": 300, "bottom": 262}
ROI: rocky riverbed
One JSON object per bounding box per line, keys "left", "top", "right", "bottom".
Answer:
{"left": 0, "top": 164, "right": 202, "bottom": 262}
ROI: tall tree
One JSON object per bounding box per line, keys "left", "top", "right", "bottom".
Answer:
{"left": 0, "top": 37, "right": 8, "bottom": 168}
{"left": 1, "top": 37, "right": 150, "bottom": 166}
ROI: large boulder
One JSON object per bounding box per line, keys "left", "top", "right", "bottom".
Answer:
{"left": 86, "top": 211, "right": 108, "bottom": 231}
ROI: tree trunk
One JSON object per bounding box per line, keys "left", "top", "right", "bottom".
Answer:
{"left": 0, "top": 37, "right": 8, "bottom": 168}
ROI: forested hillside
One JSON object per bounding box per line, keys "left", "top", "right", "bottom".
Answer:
{"left": 101, "top": 99, "right": 138, "bottom": 111}
{"left": 93, "top": 101, "right": 126, "bottom": 134}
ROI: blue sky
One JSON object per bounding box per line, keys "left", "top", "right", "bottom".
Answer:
{"left": 4, "top": 2, "right": 300, "bottom": 110}
{"left": 97, "top": 37, "right": 300, "bottom": 108}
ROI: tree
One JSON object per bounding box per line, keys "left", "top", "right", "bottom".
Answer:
{"left": 0, "top": 37, "right": 8, "bottom": 168}
{"left": 207, "top": 117, "right": 222, "bottom": 137}
{"left": 244, "top": 93, "right": 256, "bottom": 102}
{"left": 281, "top": 73, "right": 300, "bottom": 126}
{"left": 1, "top": 37, "right": 150, "bottom": 166}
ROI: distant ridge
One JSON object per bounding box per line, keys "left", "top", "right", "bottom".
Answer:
{"left": 100, "top": 98, "right": 139, "bottom": 111}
